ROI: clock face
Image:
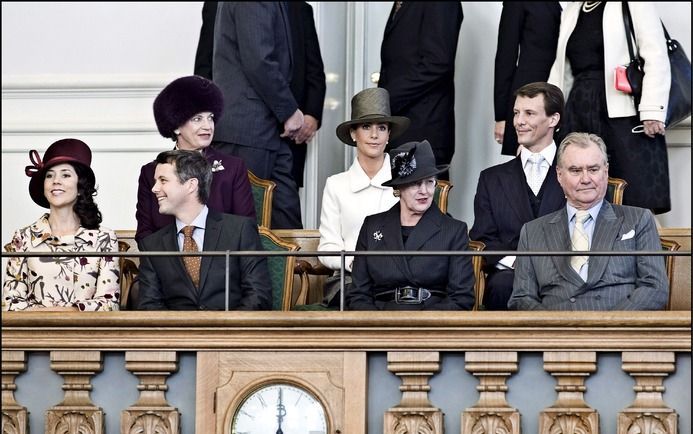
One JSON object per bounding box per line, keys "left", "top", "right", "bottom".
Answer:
{"left": 231, "top": 383, "right": 327, "bottom": 434}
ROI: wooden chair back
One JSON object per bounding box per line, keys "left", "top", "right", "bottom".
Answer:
{"left": 258, "top": 227, "right": 300, "bottom": 311}
{"left": 248, "top": 170, "right": 276, "bottom": 228}
{"left": 434, "top": 180, "right": 453, "bottom": 214}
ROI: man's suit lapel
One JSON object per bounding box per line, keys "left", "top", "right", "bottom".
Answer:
{"left": 585, "top": 201, "right": 622, "bottom": 287}
{"left": 500, "top": 158, "right": 534, "bottom": 223}
{"left": 544, "top": 210, "right": 585, "bottom": 288}
{"left": 162, "top": 225, "right": 194, "bottom": 289}
{"left": 539, "top": 160, "right": 566, "bottom": 215}
{"left": 384, "top": 2, "right": 404, "bottom": 37}
{"left": 199, "top": 211, "right": 223, "bottom": 291}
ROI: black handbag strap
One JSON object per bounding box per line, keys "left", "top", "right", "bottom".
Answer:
{"left": 621, "top": 2, "right": 639, "bottom": 61}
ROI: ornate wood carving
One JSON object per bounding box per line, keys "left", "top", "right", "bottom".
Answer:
{"left": 46, "top": 351, "right": 103, "bottom": 434}
{"left": 121, "top": 351, "right": 179, "bottom": 434}
{"left": 461, "top": 351, "right": 520, "bottom": 434}
{"left": 539, "top": 351, "right": 598, "bottom": 434}
{"left": 617, "top": 352, "right": 677, "bottom": 434}
{"left": 384, "top": 351, "right": 443, "bottom": 434}
{"left": 1, "top": 351, "right": 28, "bottom": 434}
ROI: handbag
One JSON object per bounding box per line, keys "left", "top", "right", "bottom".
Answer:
{"left": 621, "top": 3, "right": 692, "bottom": 128}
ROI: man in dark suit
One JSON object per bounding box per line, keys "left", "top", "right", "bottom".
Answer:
{"left": 470, "top": 82, "right": 566, "bottom": 310}
{"left": 508, "top": 133, "right": 668, "bottom": 310}
{"left": 137, "top": 150, "right": 272, "bottom": 311}
{"left": 493, "top": 2, "right": 561, "bottom": 156}
{"left": 211, "top": 2, "right": 304, "bottom": 229}
{"left": 378, "top": 2, "right": 463, "bottom": 180}
{"left": 194, "top": 2, "right": 326, "bottom": 189}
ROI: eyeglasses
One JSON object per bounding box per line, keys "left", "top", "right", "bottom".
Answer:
{"left": 402, "top": 178, "right": 437, "bottom": 191}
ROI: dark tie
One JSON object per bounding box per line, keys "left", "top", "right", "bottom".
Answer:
{"left": 181, "top": 225, "right": 201, "bottom": 287}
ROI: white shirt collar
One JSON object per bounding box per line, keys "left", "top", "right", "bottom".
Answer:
{"left": 520, "top": 142, "right": 557, "bottom": 167}
{"left": 176, "top": 205, "right": 209, "bottom": 233}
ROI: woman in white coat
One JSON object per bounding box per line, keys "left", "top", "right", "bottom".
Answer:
{"left": 548, "top": 1, "right": 671, "bottom": 214}
{"left": 317, "top": 88, "right": 410, "bottom": 305}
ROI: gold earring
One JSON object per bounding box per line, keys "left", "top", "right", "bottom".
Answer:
{"left": 393, "top": 189, "right": 400, "bottom": 197}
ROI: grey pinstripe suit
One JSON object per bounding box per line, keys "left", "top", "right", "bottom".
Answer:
{"left": 508, "top": 201, "right": 668, "bottom": 310}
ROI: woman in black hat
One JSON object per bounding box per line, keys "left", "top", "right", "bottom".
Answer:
{"left": 135, "top": 75, "right": 256, "bottom": 243}
{"left": 346, "top": 140, "right": 475, "bottom": 311}
{"left": 316, "top": 88, "right": 409, "bottom": 306}
{"left": 3, "top": 139, "right": 120, "bottom": 311}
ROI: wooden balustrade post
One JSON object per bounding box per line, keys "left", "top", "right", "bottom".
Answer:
{"left": 121, "top": 351, "right": 179, "bottom": 434}
{"left": 384, "top": 351, "right": 443, "bottom": 434}
{"left": 2, "top": 351, "right": 28, "bottom": 434}
{"left": 461, "top": 351, "right": 520, "bottom": 434}
{"left": 618, "top": 351, "right": 677, "bottom": 434}
{"left": 540, "top": 351, "right": 598, "bottom": 434}
{"left": 46, "top": 350, "right": 103, "bottom": 434}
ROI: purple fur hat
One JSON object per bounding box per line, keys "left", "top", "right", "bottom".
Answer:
{"left": 153, "top": 75, "right": 224, "bottom": 139}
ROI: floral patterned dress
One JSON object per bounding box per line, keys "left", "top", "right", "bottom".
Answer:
{"left": 3, "top": 214, "right": 120, "bottom": 311}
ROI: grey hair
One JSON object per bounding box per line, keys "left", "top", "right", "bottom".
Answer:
{"left": 557, "top": 132, "right": 609, "bottom": 167}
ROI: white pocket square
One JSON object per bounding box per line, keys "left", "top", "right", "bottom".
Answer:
{"left": 620, "top": 229, "right": 635, "bottom": 240}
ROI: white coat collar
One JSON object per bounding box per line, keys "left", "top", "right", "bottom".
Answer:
{"left": 347, "top": 153, "right": 393, "bottom": 193}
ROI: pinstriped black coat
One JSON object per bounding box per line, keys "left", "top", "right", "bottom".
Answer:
{"left": 347, "top": 202, "right": 475, "bottom": 311}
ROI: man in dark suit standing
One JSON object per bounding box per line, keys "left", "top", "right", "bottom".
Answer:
{"left": 493, "top": 2, "right": 561, "bottom": 156}
{"left": 194, "top": 2, "right": 325, "bottom": 190}
{"left": 508, "top": 133, "right": 668, "bottom": 310}
{"left": 137, "top": 150, "right": 272, "bottom": 311}
{"left": 378, "top": 2, "right": 463, "bottom": 180}
{"left": 211, "top": 2, "right": 304, "bottom": 229}
{"left": 470, "top": 82, "right": 566, "bottom": 310}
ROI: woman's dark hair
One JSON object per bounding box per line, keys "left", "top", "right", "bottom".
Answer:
{"left": 71, "top": 163, "right": 102, "bottom": 229}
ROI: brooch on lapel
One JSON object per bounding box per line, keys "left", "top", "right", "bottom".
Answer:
{"left": 373, "top": 230, "right": 383, "bottom": 241}
{"left": 211, "top": 160, "right": 225, "bottom": 172}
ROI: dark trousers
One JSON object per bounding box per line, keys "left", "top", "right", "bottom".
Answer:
{"left": 483, "top": 268, "right": 514, "bottom": 310}
{"left": 213, "top": 140, "right": 303, "bottom": 229}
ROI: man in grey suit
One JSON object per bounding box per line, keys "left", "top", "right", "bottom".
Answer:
{"left": 508, "top": 132, "right": 668, "bottom": 310}
{"left": 137, "top": 150, "right": 272, "bottom": 311}
{"left": 212, "top": 2, "right": 304, "bottom": 229}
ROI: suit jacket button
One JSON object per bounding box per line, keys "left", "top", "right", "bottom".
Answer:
{"left": 199, "top": 305, "right": 206, "bottom": 310}
{"left": 596, "top": 295, "right": 601, "bottom": 300}
{"left": 569, "top": 297, "right": 576, "bottom": 303}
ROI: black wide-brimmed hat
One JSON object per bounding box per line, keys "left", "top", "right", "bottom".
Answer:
{"left": 153, "top": 75, "right": 224, "bottom": 139}
{"left": 382, "top": 140, "right": 449, "bottom": 187}
{"left": 25, "top": 138, "right": 95, "bottom": 208}
{"left": 335, "top": 87, "right": 410, "bottom": 146}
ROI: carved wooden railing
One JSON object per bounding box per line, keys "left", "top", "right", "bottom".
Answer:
{"left": 1, "top": 311, "right": 690, "bottom": 434}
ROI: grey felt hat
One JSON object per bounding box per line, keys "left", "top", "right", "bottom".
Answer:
{"left": 382, "top": 140, "right": 449, "bottom": 187}
{"left": 335, "top": 88, "right": 410, "bottom": 146}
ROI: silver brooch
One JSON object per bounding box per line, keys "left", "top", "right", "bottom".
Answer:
{"left": 211, "top": 160, "right": 225, "bottom": 172}
{"left": 373, "top": 230, "right": 383, "bottom": 241}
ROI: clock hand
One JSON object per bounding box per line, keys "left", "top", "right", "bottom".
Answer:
{"left": 276, "top": 388, "right": 286, "bottom": 434}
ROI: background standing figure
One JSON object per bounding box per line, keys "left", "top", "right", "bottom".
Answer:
{"left": 494, "top": 2, "right": 561, "bottom": 155}
{"left": 194, "top": 1, "right": 326, "bottom": 189}
{"left": 136, "top": 75, "right": 255, "bottom": 244}
{"left": 212, "top": 2, "right": 304, "bottom": 229}
{"left": 4, "top": 139, "right": 120, "bottom": 311}
{"left": 548, "top": 2, "right": 671, "bottom": 214}
{"left": 347, "top": 140, "right": 475, "bottom": 311}
{"left": 378, "top": 1, "right": 463, "bottom": 180}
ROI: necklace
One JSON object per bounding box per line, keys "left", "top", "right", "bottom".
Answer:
{"left": 582, "top": 1, "right": 602, "bottom": 13}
